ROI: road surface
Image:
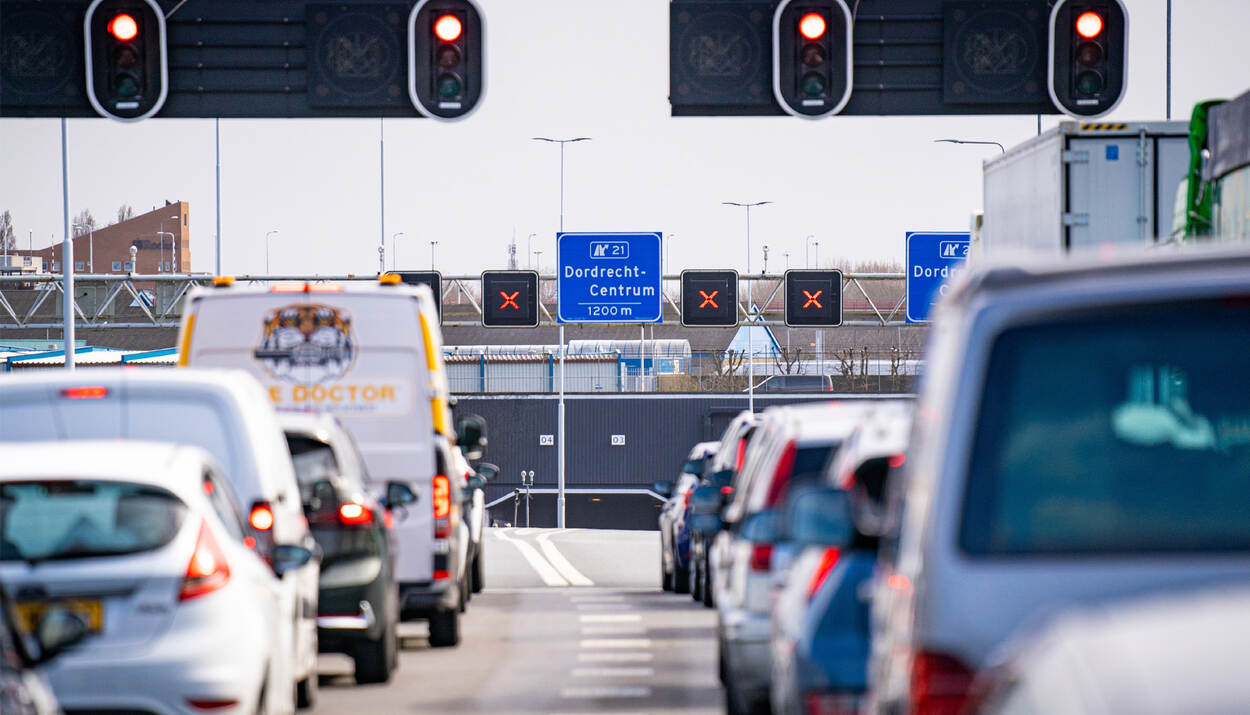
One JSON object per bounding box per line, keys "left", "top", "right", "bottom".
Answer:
{"left": 316, "top": 528, "right": 723, "bottom": 714}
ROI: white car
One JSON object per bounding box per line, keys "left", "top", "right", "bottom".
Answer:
{"left": 0, "top": 369, "right": 322, "bottom": 707}
{"left": 0, "top": 441, "right": 310, "bottom": 715}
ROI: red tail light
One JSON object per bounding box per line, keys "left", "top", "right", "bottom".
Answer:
{"left": 186, "top": 699, "right": 239, "bottom": 711}
{"left": 806, "top": 547, "right": 841, "bottom": 600}
{"left": 720, "top": 486, "right": 733, "bottom": 495}
{"left": 384, "top": 509, "right": 395, "bottom": 530}
{"left": 909, "top": 651, "right": 974, "bottom": 715}
{"left": 433, "top": 569, "right": 452, "bottom": 580}
{"left": 802, "top": 692, "right": 859, "bottom": 715}
{"left": 749, "top": 543, "right": 774, "bottom": 572}
{"left": 60, "top": 386, "right": 108, "bottom": 399}
{"left": 433, "top": 474, "right": 452, "bottom": 538}
{"left": 764, "top": 440, "right": 797, "bottom": 507}
{"left": 180, "top": 521, "right": 230, "bottom": 601}
{"left": 682, "top": 489, "right": 694, "bottom": 509}
{"left": 735, "top": 438, "right": 748, "bottom": 472}
{"left": 248, "top": 503, "right": 274, "bottom": 531}
{"left": 338, "top": 502, "right": 373, "bottom": 526}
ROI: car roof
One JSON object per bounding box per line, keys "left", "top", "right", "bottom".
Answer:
{"left": 0, "top": 440, "right": 208, "bottom": 489}
{"left": 277, "top": 410, "right": 343, "bottom": 439}
{"left": 688, "top": 441, "right": 720, "bottom": 459}
{"left": 758, "top": 401, "right": 871, "bottom": 443}
{"left": 826, "top": 401, "right": 913, "bottom": 484}
{"left": 0, "top": 366, "right": 265, "bottom": 394}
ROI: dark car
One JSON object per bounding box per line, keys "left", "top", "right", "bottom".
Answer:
{"left": 751, "top": 375, "right": 833, "bottom": 393}
{"left": 280, "top": 413, "right": 399, "bottom": 686}
{"left": 656, "top": 441, "right": 719, "bottom": 594}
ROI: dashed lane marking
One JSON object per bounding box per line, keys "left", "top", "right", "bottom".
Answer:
{"left": 578, "top": 613, "right": 642, "bottom": 623}
{"left": 580, "top": 625, "right": 647, "bottom": 636}
{"left": 559, "top": 687, "right": 651, "bottom": 699}
{"left": 571, "top": 667, "right": 656, "bottom": 678}
{"left": 577, "top": 652, "right": 654, "bottom": 663}
{"left": 579, "top": 638, "right": 652, "bottom": 649}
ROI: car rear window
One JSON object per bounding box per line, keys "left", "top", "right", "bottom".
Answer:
{"left": 0, "top": 481, "right": 186, "bottom": 563}
{"left": 961, "top": 300, "right": 1250, "bottom": 556}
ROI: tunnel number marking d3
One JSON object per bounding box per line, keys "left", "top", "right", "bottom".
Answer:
{"left": 610, "top": 434, "right": 626, "bottom": 446}
{"left": 539, "top": 434, "right": 554, "bottom": 446}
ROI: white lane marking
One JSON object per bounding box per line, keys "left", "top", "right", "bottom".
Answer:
{"left": 579, "top": 638, "right": 652, "bottom": 649}
{"left": 569, "top": 595, "right": 625, "bottom": 602}
{"left": 577, "top": 652, "right": 654, "bottom": 663}
{"left": 494, "top": 531, "right": 569, "bottom": 587}
{"left": 571, "top": 667, "right": 655, "bottom": 678}
{"left": 578, "top": 614, "right": 642, "bottom": 623}
{"left": 536, "top": 529, "right": 595, "bottom": 586}
{"left": 576, "top": 603, "right": 631, "bottom": 611}
{"left": 581, "top": 625, "right": 647, "bottom": 636}
{"left": 560, "top": 687, "right": 651, "bottom": 699}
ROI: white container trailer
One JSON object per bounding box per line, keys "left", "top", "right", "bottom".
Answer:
{"left": 981, "top": 121, "right": 1190, "bottom": 256}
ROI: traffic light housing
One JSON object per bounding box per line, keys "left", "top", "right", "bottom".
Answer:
{"left": 396, "top": 271, "right": 443, "bottom": 320}
{"left": 84, "top": 0, "right": 167, "bottom": 121}
{"left": 681, "top": 270, "right": 738, "bottom": 327}
{"left": 408, "top": 0, "right": 485, "bottom": 121}
{"left": 784, "top": 269, "right": 842, "bottom": 327}
{"left": 482, "top": 271, "right": 539, "bottom": 327}
{"left": 1048, "top": 0, "right": 1128, "bottom": 118}
{"left": 772, "top": 0, "right": 852, "bottom": 118}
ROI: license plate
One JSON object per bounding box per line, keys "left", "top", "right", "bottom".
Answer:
{"left": 16, "top": 598, "right": 104, "bottom": 634}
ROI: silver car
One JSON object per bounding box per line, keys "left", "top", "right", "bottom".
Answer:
{"left": 869, "top": 246, "right": 1250, "bottom": 713}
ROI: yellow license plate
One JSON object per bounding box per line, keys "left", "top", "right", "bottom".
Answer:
{"left": 15, "top": 598, "right": 104, "bottom": 635}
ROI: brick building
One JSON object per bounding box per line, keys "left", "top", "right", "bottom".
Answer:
{"left": 13, "top": 202, "right": 190, "bottom": 274}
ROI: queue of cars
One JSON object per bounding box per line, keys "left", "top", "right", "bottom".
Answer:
{"left": 0, "top": 276, "right": 496, "bottom": 713}
{"left": 660, "top": 244, "right": 1250, "bottom": 714}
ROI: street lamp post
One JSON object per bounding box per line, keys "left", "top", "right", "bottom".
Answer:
{"left": 814, "top": 241, "right": 820, "bottom": 268}
{"left": 72, "top": 223, "right": 94, "bottom": 273}
{"left": 805, "top": 234, "right": 816, "bottom": 268}
{"left": 722, "top": 200, "right": 772, "bottom": 414}
{"left": 430, "top": 240, "right": 439, "bottom": 270}
{"left": 666, "top": 233, "right": 676, "bottom": 276}
{"left": 156, "top": 231, "right": 174, "bottom": 273}
{"left": 392, "top": 232, "right": 405, "bottom": 271}
{"left": 265, "top": 230, "right": 278, "bottom": 274}
{"left": 532, "top": 136, "right": 592, "bottom": 530}
{"left": 784, "top": 251, "right": 791, "bottom": 271}
{"left": 526, "top": 233, "right": 537, "bottom": 269}
{"left": 532, "top": 249, "right": 543, "bottom": 269}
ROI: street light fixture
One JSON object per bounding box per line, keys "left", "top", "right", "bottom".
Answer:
{"left": 527, "top": 232, "right": 537, "bottom": 269}
{"left": 265, "top": 230, "right": 279, "bottom": 274}
{"left": 72, "top": 222, "right": 94, "bottom": 273}
{"left": 158, "top": 214, "right": 179, "bottom": 272}
{"left": 532, "top": 137, "right": 592, "bottom": 233}
{"left": 392, "top": 232, "right": 405, "bottom": 271}
{"left": 430, "top": 240, "right": 439, "bottom": 270}
{"left": 722, "top": 201, "right": 772, "bottom": 274}
{"left": 933, "top": 138, "right": 1006, "bottom": 153}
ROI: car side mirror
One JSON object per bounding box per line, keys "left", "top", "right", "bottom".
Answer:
{"left": 33, "top": 607, "right": 89, "bottom": 664}
{"left": 456, "top": 414, "right": 488, "bottom": 460}
{"left": 689, "top": 485, "right": 722, "bottom": 515}
{"left": 476, "top": 463, "right": 499, "bottom": 482}
{"left": 385, "top": 481, "right": 418, "bottom": 509}
{"left": 689, "top": 512, "right": 723, "bottom": 535}
{"left": 787, "top": 487, "right": 854, "bottom": 548}
{"left": 652, "top": 481, "right": 673, "bottom": 498}
{"left": 272, "top": 544, "right": 314, "bottom": 578}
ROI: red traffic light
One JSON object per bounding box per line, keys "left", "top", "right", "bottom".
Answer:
{"left": 799, "top": 12, "right": 826, "bottom": 40}
{"left": 108, "top": 13, "right": 139, "bottom": 41}
{"left": 1075, "top": 11, "right": 1103, "bottom": 39}
{"left": 434, "top": 14, "right": 463, "bottom": 42}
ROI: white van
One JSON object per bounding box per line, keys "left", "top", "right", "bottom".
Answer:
{"left": 178, "top": 276, "right": 475, "bottom": 646}
{"left": 0, "top": 368, "right": 320, "bottom": 709}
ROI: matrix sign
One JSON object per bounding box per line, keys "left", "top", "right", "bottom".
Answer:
{"left": 481, "top": 270, "right": 539, "bottom": 327}
{"left": 396, "top": 271, "right": 442, "bottom": 319}
{"left": 681, "top": 270, "right": 739, "bottom": 327}
{"left": 784, "top": 269, "right": 843, "bottom": 326}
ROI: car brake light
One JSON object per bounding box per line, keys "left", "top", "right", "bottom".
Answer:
{"left": 433, "top": 569, "right": 451, "bottom": 580}
{"left": 720, "top": 486, "right": 733, "bottom": 495}
{"left": 682, "top": 490, "right": 693, "bottom": 509}
{"left": 60, "top": 386, "right": 108, "bottom": 399}
{"left": 186, "top": 699, "right": 239, "bottom": 711}
{"left": 806, "top": 547, "right": 841, "bottom": 600}
{"left": 433, "top": 474, "right": 451, "bottom": 538}
{"left": 910, "top": 651, "right": 975, "bottom": 715}
{"left": 889, "top": 453, "right": 906, "bottom": 468}
{"left": 339, "top": 502, "right": 373, "bottom": 526}
{"left": 180, "top": 521, "right": 230, "bottom": 601}
{"left": 802, "top": 692, "right": 859, "bottom": 715}
{"left": 248, "top": 503, "right": 275, "bottom": 531}
{"left": 384, "top": 509, "right": 395, "bottom": 530}
{"left": 764, "top": 440, "right": 797, "bottom": 507}
{"left": 749, "top": 543, "right": 774, "bottom": 572}
{"left": 735, "top": 438, "right": 747, "bottom": 472}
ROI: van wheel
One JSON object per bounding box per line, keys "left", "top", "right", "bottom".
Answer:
{"left": 354, "top": 627, "right": 396, "bottom": 684}
{"left": 295, "top": 672, "right": 317, "bottom": 709}
{"left": 471, "top": 552, "right": 484, "bottom": 593}
{"left": 428, "top": 609, "right": 460, "bottom": 648}
{"left": 459, "top": 576, "right": 469, "bottom": 612}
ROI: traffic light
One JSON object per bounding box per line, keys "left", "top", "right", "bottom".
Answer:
{"left": 784, "top": 269, "right": 842, "bottom": 327}
{"left": 772, "top": 0, "right": 852, "bottom": 118}
{"left": 482, "top": 271, "right": 539, "bottom": 327}
{"left": 84, "top": 0, "right": 168, "bottom": 121}
{"left": 396, "top": 271, "right": 443, "bottom": 320}
{"left": 408, "top": 0, "right": 485, "bottom": 121}
{"left": 1048, "top": 0, "right": 1128, "bottom": 118}
{"left": 681, "top": 270, "right": 738, "bottom": 327}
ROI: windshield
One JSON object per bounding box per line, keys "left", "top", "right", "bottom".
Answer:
{"left": 0, "top": 481, "right": 185, "bottom": 563}
{"left": 961, "top": 300, "right": 1250, "bottom": 556}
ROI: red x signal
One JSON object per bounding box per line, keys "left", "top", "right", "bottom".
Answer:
{"left": 499, "top": 291, "right": 520, "bottom": 310}
{"left": 802, "top": 290, "right": 823, "bottom": 309}
{"left": 698, "top": 290, "right": 719, "bottom": 309}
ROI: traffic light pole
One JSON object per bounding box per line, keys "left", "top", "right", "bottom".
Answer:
{"left": 60, "top": 118, "right": 75, "bottom": 371}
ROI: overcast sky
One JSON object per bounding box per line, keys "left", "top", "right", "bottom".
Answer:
{"left": 2, "top": 0, "right": 1248, "bottom": 277}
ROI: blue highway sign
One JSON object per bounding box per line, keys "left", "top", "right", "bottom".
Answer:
{"left": 905, "top": 231, "right": 970, "bottom": 324}
{"left": 558, "top": 232, "right": 663, "bottom": 323}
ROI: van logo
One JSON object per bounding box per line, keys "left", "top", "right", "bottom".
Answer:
{"left": 254, "top": 304, "right": 356, "bottom": 383}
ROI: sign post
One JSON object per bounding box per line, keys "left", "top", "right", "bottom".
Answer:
{"left": 905, "top": 232, "right": 971, "bottom": 323}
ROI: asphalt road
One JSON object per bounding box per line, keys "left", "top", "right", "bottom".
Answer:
{"left": 315, "top": 528, "right": 723, "bottom": 714}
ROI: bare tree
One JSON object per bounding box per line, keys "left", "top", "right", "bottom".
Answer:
{"left": 72, "top": 209, "right": 96, "bottom": 237}
{"left": 0, "top": 210, "right": 15, "bottom": 252}
{"left": 772, "top": 345, "right": 804, "bottom": 375}
{"left": 115, "top": 204, "right": 135, "bottom": 224}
